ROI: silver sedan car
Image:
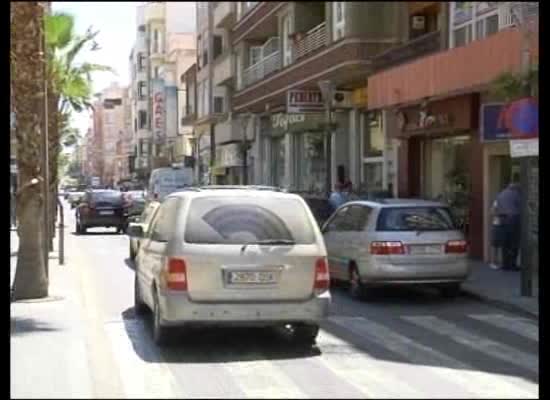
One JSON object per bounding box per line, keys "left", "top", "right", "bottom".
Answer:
{"left": 128, "top": 187, "right": 331, "bottom": 345}
{"left": 322, "top": 199, "right": 469, "bottom": 300}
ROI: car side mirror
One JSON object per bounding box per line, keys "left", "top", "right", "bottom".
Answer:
{"left": 126, "top": 224, "right": 144, "bottom": 238}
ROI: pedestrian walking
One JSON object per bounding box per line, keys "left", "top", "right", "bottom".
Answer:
{"left": 493, "top": 173, "right": 521, "bottom": 271}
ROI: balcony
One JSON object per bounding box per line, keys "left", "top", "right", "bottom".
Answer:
{"left": 144, "top": 2, "right": 164, "bottom": 23}
{"left": 292, "top": 22, "right": 327, "bottom": 61}
{"left": 213, "top": 52, "right": 233, "bottom": 87}
{"left": 243, "top": 37, "right": 281, "bottom": 87}
{"left": 214, "top": 2, "right": 236, "bottom": 29}
{"left": 372, "top": 30, "right": 441, "bottom": 72}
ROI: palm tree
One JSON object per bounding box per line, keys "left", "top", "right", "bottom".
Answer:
{"left": 11, "top": 2, "right": 49, "bottom": 299}
{"left": 45, "top": 12, "right": 113, "bottom": 239}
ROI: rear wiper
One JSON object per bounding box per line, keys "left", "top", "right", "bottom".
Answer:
{"left": 241, "top": 239, "right": 296, "bottom": 253}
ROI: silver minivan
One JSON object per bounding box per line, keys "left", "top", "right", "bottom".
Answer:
{"left": 322, "top": 199, "right": 470, "bottom": 300}
{"left": 128, "top": 187, "right": 331, "bottom": 345}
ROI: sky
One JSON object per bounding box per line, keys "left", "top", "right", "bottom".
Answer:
{"left": 52, "top": 2, "right": 141, "bottom": 142}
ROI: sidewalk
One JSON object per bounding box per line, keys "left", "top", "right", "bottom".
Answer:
{"left": 463, "top": 259, "right": 539, "bottom": 319}
{"left": 10, "top": 229, "right": 94, "bottom": 398}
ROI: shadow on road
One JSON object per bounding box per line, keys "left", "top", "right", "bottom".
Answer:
{"left": 11, "top": 317, "right": 60, "bottom": 336}
{"left": 120, "top": 307, "right": 321, "bottom": 365}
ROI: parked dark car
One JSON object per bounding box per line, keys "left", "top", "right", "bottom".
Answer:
{"left": 75, "top": 190, "right": 129, "bottom": 234}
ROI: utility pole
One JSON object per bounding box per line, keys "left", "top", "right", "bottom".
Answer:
{"left": 516, "top": 2, "right": 537, "bottom": 297}
{"left": 319, "top": 80, "right": 335, "bottom": 196}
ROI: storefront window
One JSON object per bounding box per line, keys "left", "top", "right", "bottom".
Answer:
{"left": 363, "top": 162, "right": 384, "bottom": 193}
{"left": 423, "top": 136, "right": 471, "bottom": 228}
{"left": 296, "top": 132, "right": 326, "bottom": 193}
{"left": 364, "top": 113, "right": 384, "bottom": 158}
{"left": 271, "top": 136, "right": 286, "bottom": 188}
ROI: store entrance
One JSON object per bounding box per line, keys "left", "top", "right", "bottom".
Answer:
{"left": 488, "top": 155, "right": 520, "bottom": 211}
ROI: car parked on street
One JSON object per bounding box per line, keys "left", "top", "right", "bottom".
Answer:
{"left": 75, "top": 189, "right": 129, "bottom": 234}
{"left": 128, "top": 201, "right": 160, "bottom": 261}
{"left": 127, "top": 186, "right": 330, "bottom": 346}
{"left": 322, "top": 199, "right": 469, "bottom": 300}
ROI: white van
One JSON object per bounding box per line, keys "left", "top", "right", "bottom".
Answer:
{"left": 147, "top": 167, "right": 194, "bottom": 202}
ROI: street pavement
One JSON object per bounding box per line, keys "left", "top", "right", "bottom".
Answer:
{"left": 11, "top": 199, "right": 539, "bottom": 398}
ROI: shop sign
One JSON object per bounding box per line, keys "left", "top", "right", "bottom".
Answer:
{"left": 287, "top": 90, "right": 324, "bottom": 113}
{"left": 272, "top": 113, "right": 306, "bottom": 130}
{"left": 510, "top": 138, "right": 538, "bottom": 158}
{"left": 271, "top": 112, "right": 326, "bottom": 136}
{"left": 397, "top": 109, "right": 454, "bottom": 132}
{"left": 481, "top": 100, "right": 538, "bottom": 142}
{"left": 152, "top": 79, "right": 165, "bottom": 144}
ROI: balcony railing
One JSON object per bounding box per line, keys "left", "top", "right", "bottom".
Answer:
{"left": 372, "top": 30, "right": 441, "bottom": 72}
{"left": 293, "top": 22, "right": 327, "bottom": 61}
{"left": 243, "top": 51, "right": 281, "bottom": 87}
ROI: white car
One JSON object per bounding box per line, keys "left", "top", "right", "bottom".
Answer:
{"left": 322, "top": 199, "right": 469, "bottom": 300}
{"left": 128, "top": 186, "right": 330, "bottom": 345}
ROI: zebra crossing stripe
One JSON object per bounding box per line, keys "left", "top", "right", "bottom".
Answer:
{"left": 403, "top": 315, "right": 538, "bottom": 375}
{"left": 221, "top": 353, "right": 308, "bottom": 398}
{"left": 468, "top": 314, "right": 539, "bottom": 342}
{"left": 104, "top": 319, "right": 181, "bottom": 398}
{"left": 329, "top": 316, "right": 538, "bottom": 398}
{"left": 316, "top": 330, "right": 426, "bottom": 398}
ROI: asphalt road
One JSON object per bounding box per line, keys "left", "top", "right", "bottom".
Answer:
{"left": 61, "top": 200, "right": 539, "bottom": 398}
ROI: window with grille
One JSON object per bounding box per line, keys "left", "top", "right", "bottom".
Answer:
{"left": 139, "top": 111, "right": 147, "bottom": 129}
{"left": 213, "top": 35, "right": 223, "bottom": 60}
{"left": 138, "top": 81, "right": 147, "bottom": 99}
{"left": 213, "top": 96, "right": 224, "bottom": 114}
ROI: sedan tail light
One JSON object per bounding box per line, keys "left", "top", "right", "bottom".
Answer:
{"left": 313, "top": 257, "right": 330, "bottom": 293}
{"left": 164, "top": 258, "right": 188, "bottom": 290}
{"left": 445, "top": 240, "right": 468, "bottom": 254}
{"left": 370, "top": 241, "right": 405, "bottom": 255}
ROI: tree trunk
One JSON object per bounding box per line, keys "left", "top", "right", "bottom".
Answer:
{"left": 11, "top": 2, "right": 49, "bottom": 300}
{"left": 47, "top": 92, "right": 58, "bottom": 246}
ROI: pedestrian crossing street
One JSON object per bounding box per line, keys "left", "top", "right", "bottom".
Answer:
{"left": 104, "top": 312, "right": 539, "bottom": 399}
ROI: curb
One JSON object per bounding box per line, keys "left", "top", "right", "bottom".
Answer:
{"left": 461, "top": 288, "right": 539, "bottom": 320}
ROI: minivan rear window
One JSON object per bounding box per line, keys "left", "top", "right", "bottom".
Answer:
{"left": 184, "top": 196, "right": 316, "bottom": 244}
{"left": 376, "top": 207, "right": 457, "bottom": 231}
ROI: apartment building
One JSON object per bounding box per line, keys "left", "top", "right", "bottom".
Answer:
{"left": 208, "top": 2, "right": 415, "bottom": 191}
{"left": 367, "top": 2, "right": 538, "bottom": 261}
{"left": 129, "top": 2, "right": 196, "bottom": 183}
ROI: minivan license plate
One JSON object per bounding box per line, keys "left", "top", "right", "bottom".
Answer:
{"left": 230, "top": 271, "right": 276, "bottom": 284}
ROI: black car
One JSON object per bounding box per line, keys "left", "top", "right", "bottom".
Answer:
{"left": 75, "top": 190, "right": 129, "bottom": 234}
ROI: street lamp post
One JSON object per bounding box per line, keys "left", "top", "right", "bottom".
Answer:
{"left": 318, "top": 80, "right": 335, "bottom": 196}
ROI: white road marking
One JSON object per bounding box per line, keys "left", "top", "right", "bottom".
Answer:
{"left": 222, "top": 354, "right": 308, "bottom": 399}
{"left": 403, "top": 315, "right": 539, "bottom": 375}
{"left": 468, "top": 314, "right": 539, "bottom": 342}
{"left": 329, "top": 316, "right": 538, "bottom": 398}
{"left": 316, "top": 329, "right": 426, "bottom": 398}
{"left": 104, "top": 319, "right": 181, "bottom": 398}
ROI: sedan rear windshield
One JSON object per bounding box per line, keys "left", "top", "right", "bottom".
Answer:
{"left": 91, "top": 191, "right": 123, "bottom": 203}
{"left": 376, "top": 207, "right": 457, "bottom": 231}
{"left": 185, "top": 196, "right": 316, "bottom": 244}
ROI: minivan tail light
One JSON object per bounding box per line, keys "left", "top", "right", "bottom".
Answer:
{"left": 313, "top": 257, "right": 330, "bottom": 292}
{"left": 445, "top": 240, "right": 468, "bottom": 254}
{"left": 165, "top": 258, "right": 188, "bottom": 290}
{"left": 370, "top": 241, "right": 405, "bottom": 255}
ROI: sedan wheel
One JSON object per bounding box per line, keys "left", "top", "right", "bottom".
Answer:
{"left": 349, "top": 265, "right": 367, "bottom": 300}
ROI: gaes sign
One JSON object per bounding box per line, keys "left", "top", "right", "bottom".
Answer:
{"left": 152, "top": 79, "right": 165, "bottom": 144}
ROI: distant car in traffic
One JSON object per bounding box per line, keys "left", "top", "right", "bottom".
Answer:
{"left": 127, "top": 186, "right": 330, "bottom": 346}
{"left": 75, "top": 189, "right": 129, "bottom": 234}
{"left": 124, "top": 190, "right": 147, "bottom": 217}
{"left": 128, "top": 201, "right": 160, "bottom": 261}
{"left": 322, "top": 199, "right": 469, "bottom": 300}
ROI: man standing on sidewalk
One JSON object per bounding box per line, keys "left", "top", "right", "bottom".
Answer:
{"left": 494, "top": 173, "right": 522, "bottom": 271}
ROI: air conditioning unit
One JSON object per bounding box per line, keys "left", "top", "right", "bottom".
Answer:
{"left": 332, "top": 91, "right": 353, "bottom": 109}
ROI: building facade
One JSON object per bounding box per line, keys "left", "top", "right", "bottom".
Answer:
{"left": 367, "top": 1, "right": 538, "bottom": 262}
{"left": 129, "top": 2, "right": 196, "bottom": 183}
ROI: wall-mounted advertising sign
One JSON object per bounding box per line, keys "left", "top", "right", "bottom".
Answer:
{"left": 481, "top": 99, "right": 538, "bottom": 142}
{"left": 152, "top": 79, "right": 165, "bottom": 145}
